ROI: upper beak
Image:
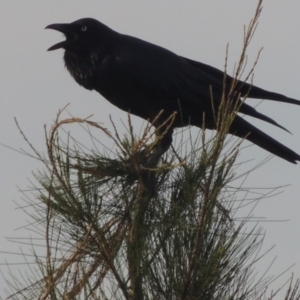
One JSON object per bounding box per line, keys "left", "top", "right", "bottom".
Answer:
{"left": 45, "top": 23, "right": 76, "bottom": 51}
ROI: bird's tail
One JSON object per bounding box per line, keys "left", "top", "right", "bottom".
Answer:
{"left": 229, "top": 116, "right": 300, "bottom": 164}
{"left": 246, "top": 85, "right": 300, "bottom": 105}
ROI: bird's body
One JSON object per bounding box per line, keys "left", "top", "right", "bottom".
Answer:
{"left": 63, "top": 31, "right": 214, "bottom": 128}
{"left": 46, "top": 18, "right": 300, "bottom": 163}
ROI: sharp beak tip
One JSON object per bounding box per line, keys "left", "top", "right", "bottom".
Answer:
{"left": 45, "top": 24, "right": 55, "bottom": 30}
{"left": 45, "top": 23, "right": 67, "bottom": 32}
{"left": 47, "top": 43, "right": 64, "bottom": 51}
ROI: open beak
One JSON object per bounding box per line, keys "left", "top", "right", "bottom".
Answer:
{"left": 45, "top": 23, "right": 76, "bottom": 51}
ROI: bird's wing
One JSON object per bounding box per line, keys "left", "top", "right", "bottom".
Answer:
{"left": 182, "top": 56, "right": 298, "bottom": 132}
{"left": 102, "top": 38, "right": 219, "bottom": 107}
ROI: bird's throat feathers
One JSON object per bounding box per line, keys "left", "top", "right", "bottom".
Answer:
{"left": 64, "top": 51, "right": 100, "bottom": 90}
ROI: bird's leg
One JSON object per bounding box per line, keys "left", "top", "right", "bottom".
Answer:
{"left": 145, "top": 127, "right": 173, "bottom": 166}
{"left": 143, "top": 111, "right": 177, "bottom": 166}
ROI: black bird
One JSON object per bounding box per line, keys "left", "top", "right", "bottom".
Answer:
{"left": 46, "top": 18, "right": 300, "bottom": 163}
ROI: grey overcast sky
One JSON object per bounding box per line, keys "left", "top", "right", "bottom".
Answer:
{"left": 1, "top": 1, "right": 300, "bottom": 297}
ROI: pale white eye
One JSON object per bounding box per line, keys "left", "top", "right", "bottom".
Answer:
{"left": 81, "top": 26, "right": 87, "bottom": 32}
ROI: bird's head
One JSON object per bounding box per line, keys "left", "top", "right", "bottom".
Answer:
{"left": 46, "top": 18, "right": 113, "bottom": 53}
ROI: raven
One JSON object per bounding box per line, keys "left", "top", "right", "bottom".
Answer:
{"left": 46, "top": 18, "right": 300, "bottom": 163}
